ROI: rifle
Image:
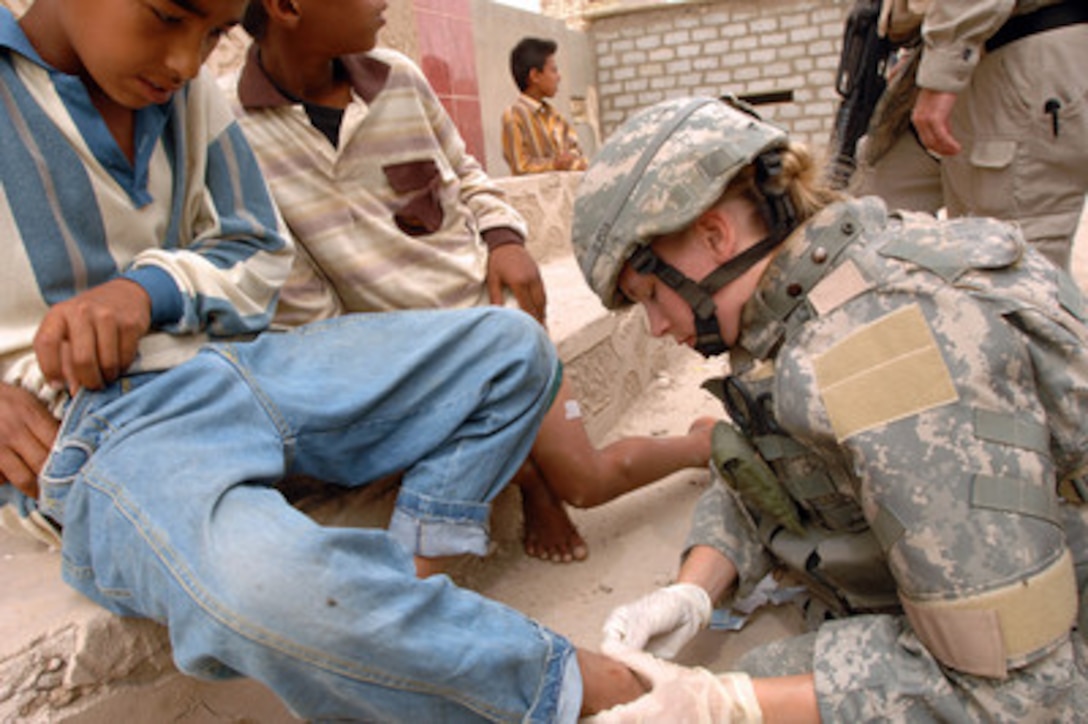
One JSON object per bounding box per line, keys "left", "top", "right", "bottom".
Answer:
{"left": 827, "top": 0, "right": 895, "bottom": 190}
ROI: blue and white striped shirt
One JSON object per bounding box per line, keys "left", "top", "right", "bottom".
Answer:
{"left": 0, "top": 8, "right": 293, "bottom": 410}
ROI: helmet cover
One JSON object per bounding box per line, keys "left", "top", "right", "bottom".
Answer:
{"left": 572, "top": 96, "right": 788, "bottom": 308}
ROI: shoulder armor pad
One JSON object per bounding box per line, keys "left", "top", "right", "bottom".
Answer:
{"left": 880, "top": 212, "right": 1024, "bottom": 282}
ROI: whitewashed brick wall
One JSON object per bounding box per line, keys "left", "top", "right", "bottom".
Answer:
{"left": 589, "top": 0, "right": 851, "bottom": 152}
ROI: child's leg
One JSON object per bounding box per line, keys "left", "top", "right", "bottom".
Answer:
{"left": 520, "top": 377, "right": 715, "bottom": 562}
{"left": 255, "top": 308, "right": 557, "bottom": 561}
{"left": 516, "top": 455, "right": 588, "bottom": 563}
{"left": 39, "top": 309, "right": 575, "bottom": 720}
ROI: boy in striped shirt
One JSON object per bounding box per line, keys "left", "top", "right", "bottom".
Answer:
{"left": 0, "top": 0, "right": 643, "bottom": 718}
{"left": 502, "top": 36, "right": 589, "bottom": 176}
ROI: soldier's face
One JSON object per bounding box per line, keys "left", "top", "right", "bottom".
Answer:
{"left": 618, "top": 209, "right": 762, "bottom": 351}
{"left": 619, "top": 262, "right": 700, "bottom": 347}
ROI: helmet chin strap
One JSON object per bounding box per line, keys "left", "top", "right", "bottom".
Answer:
{"left": 628, "top": 149, "right": 799, "bottom": 358}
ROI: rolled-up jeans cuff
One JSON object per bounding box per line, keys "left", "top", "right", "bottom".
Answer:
{"left": 554, "top": 648, "right": 585, "bottom": 724}
{"left": 0, "top": 487, "right": 62, "bottom": 548}
{"left": 388, "top": 489, "right": 492, "bottom": 557}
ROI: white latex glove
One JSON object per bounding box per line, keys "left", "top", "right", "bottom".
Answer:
{"left": 583, "top": 650, "right": 763, "bottom": 724}
{"left": 601, "top": 583, "right": 712, "bottom": 659}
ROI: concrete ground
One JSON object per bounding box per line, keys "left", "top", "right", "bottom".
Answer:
{"left": 467, "top": 345, "right": 807, "bottom": 672}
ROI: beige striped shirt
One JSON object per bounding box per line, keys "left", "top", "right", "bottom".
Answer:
{"left": 231, "top": 47, "right": 527, "bottom": 326}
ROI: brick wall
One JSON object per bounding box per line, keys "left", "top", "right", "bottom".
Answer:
{"left": 588, "top": 0, "right": 850, "bottom": 152}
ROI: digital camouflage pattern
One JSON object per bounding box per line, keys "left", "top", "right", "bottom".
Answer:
{"left": 570, "top": 97, "right": 786, "bottom": 309}
{"left": 684, "top": 196, "right": 1088, "bottom": 718}
{"left": 813, "top": 613, "right": 1085, "bottom": 721}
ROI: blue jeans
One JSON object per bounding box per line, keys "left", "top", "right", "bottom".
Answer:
{"left": 29, "top": 308, "right": 579, "bottom": 722}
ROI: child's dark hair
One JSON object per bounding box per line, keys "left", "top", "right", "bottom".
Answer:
{"left": 242, "top": 1, "right": 269, "bottom": 40}
{"left": 510, "top": 37, "right": 557, "bottom": 92}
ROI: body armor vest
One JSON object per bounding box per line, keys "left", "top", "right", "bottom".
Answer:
{"left": 710, "top": 200, "right": 1086, "bottom": 677}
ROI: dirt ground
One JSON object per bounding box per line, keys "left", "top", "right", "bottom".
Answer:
{"left": 465, "top": 202, "right": 1088, "bottom": 672}
{"left": 464, "top": 346, "right": 806, "bottom": 672}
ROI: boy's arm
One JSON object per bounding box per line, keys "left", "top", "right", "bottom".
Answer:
{"left": 125, "top": 75, "right": 293, "bottom": 340}
{"left": 428, "top": 95, "right": 526, "bottom": 240}
{"left": 486, "top": 243, "right": 546, "bottom": 324}
{"left": 416, "top": 68, "right": 547, "bottom": 320}
{"left": 33, "top": 278, "right": 150, "bottom": 395}
{"left": 560, "top": 118, "right": 589, "bottom": 171}
{"left": 272, "top": 238, "right": 345, "bottom": 329}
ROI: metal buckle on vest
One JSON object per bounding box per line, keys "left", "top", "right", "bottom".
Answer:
{"left": 1058, "top": 470, "right": 1088, "bottom": 504}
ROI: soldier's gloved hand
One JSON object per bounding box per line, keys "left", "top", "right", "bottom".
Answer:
{"left": 583, "top": 650, "right": 763, "bottom": 724}
{"left": 601, "top": 583, "right": 712, "bottom": 659}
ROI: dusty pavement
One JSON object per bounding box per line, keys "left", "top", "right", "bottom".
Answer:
{"left": 465, "top": 344, "right": 806, "bottom": 672}
{"left": 469, "top": 201, "right": 1088, "bottom": 673}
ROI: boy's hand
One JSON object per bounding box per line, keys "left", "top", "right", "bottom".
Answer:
{"left": 555, "top": 150, "right": 577, "bottom": 171}
{"left": 34, "top": 278, "right": 152, "bottom": 395}
{"left": 487, "top": 244, "right": 547, "bottom": 326}
{"left": 0, "top": 383, "right": 60, "bottom": 498}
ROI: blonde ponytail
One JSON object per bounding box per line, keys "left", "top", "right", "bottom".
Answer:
{"left": 722, "top": 141, "right": 844, "bottom": 225}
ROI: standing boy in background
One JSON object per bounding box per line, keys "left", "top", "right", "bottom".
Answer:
{"left": 502, "top": 36, "right": 588, "bottom": 176}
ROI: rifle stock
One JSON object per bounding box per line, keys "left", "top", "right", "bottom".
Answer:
{"left": 827, "top": 0, "right": 893, "bottom": 189}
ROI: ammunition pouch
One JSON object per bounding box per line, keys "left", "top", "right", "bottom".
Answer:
{"left": 712, "top": 422, "right": 803, "bottom": 535}
{"left": 760, "top": 518, "right": 901, "bottom": 617}
{"left": 709, "top": 373, "right": 867, "bottom": 535}
{"left": 752, "top": 431, "right": 867, "bottom": 533}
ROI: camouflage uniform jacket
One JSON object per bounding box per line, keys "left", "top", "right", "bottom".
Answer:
{"left": 688, "top": 196, "right": 1088, "bottom": 720}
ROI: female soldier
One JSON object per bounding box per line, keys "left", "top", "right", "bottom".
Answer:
{"left": 574, "top": 96, "right": 1088, "bottom": 721}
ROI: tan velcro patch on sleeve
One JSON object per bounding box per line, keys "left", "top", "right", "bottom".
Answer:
{"left": 808, "top": 259, "right": 872, "bottom": 317}
{"left": 813, "top": 304, "right": 958, "bottom": 441}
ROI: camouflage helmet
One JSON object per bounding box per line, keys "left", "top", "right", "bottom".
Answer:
{"left": 572, "top": 96, "right": 788, "bottom": 309}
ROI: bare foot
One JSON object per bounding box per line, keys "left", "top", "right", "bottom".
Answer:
{"left": 515, "top": 462, "right": 589, "bottom": 563}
